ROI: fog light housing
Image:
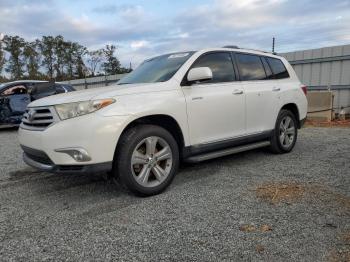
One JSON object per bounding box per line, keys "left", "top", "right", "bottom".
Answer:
{"left": 54, "top": 148, "right": 91, "bottom": 162}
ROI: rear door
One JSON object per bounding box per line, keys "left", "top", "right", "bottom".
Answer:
{"left": 234, "top": 53, "right": 279, "bottom": 134}
{"left": 182, "top": 52, "right": 246, "bottom": 145}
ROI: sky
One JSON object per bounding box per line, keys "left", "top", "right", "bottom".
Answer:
{"left": 1, "top": 0, "right": 350, "bottom": 68}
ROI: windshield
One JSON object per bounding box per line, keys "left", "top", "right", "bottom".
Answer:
{"left": 118, "top": 51, "right": 195, "bottom": 85}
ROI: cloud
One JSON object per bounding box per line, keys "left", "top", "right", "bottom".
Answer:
{"left": 91, "top": 4, "right": 119, "bottom": 14}
{"left": 1, "top": 0, "right": 350, "bottom": 67}
{"left": 92, "top": 4, "right": 146, "bottom": 23}
{"left": 171, "top": 0, "right": 350, "bottom": 52}
{"left": 130, "top": 40, "right": 150, "bottom": 50}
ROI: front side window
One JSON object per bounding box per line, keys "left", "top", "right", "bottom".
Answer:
{"left": 191, "top": 52, "right": 235, "bottom": 83}
{"left": 266, "top": 57, "right": 290, "bottom": 79}
{"left": 118, "top": 52, "right": 195, "bottom": 85}
{"left": 236, "top": 53, "right": 266, "bottom": 81}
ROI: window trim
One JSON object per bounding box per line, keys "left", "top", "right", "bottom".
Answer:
{"left": 261, "top": 56, "right": 274, "bottom": 80}
{"left": 181, "top": 51, "right": 237, "bottom": 86}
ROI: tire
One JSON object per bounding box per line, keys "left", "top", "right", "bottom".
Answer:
{"left": 113, "top": 124, "right": 179, "bottom": 196}
{"left": 269, "top": 109, "right": 298, "bottom": 154}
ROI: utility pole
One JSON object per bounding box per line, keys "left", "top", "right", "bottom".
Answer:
{"left": 272, "top": 37, "right": 275, "bottom": 53}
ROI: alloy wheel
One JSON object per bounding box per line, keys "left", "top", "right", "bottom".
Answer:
{"left": 279, "top": 116, "right": 296, "bottom": 148}
{"left": 130, "top": 136, "right": 173, "bottom": 188}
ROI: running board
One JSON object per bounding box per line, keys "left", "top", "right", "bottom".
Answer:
{"left": 185, "top": 141, "right": 270, "bottom": 163}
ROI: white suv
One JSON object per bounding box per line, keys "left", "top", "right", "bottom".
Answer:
{"left": 19, "top": 47, "right": 308, "bottom": 196}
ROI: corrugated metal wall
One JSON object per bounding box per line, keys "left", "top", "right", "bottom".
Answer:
{"left": 281, "top": 44, "right": 350, "bottom": 114}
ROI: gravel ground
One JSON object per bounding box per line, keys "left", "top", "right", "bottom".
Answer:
{"left": 0, "top": 127, "right": 349, "bottom": 261}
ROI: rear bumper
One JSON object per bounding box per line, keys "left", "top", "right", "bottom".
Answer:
{"left": 22, "top": 147, "right": 112, "bottom": 174}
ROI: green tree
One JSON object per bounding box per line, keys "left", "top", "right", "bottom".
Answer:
{"left": 3, "top": 35, "right": 26, "bottom": 79}
{"left": 39, "top": 36, "right": 56, "bottom": 80}
{"left": 0, "top": 40, "right": 6, "bottom": 77}
{"left": 23, "top": 40, "right": 41, "bottom": 79}
{"left": 62, "top": 40, "right": 74, "bottom": 79}
{"left": 54, "top": 35, "right": 67, "bottom": 80}
{"left": 102, "top": 45, "right": 121, "bottom": 75}
{"left": 72, "top": 43, "right": 87, "bottom": 78}
{"left": 62, "top": 41, "right": 87, "bottom": 79}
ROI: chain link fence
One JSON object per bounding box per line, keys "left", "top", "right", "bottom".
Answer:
{"left": 60, "top": 74, "right": 128, "bottom": 90}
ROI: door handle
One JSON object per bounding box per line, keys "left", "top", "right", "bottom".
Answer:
{"left": 232, "top": 89, "right": 244, "bottom": 95}
{"left": 272, "top": 87, "right": 281, "bottom": 92}
{"left": 192, "top": 96, "right": 203, "bottom": 100}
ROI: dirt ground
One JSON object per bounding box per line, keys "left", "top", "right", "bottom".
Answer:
{"left": 0, "top": 127, "right": 349, "bottom": 261}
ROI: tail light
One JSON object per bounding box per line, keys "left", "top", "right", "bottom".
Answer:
{"left": 301, "top": 85, "right": 307, "bottom": 96}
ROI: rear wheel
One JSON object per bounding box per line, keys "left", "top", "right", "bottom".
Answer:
{"left": 114, "top": 125, "right": 179, "bottom": 196}
{"left": 270, "top": 109, "right": 298, "bottom": 154}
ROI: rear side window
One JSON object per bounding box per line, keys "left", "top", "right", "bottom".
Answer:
{"left": 266, "top": 57, "right": 289, "bottom": 79}
{"left": 235, "top": 54, "right": 266, "bottom": 81}
{"left": 192, "top": 52, "right": 235, "bottom": 83}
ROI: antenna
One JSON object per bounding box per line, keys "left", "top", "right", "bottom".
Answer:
{"left": 272, "top": 37, "right": 275, "bottom": 53}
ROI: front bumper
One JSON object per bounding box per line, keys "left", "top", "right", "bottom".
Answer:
{"left": 19, "top": 112, "right": 131, "bottom": 172}
{"left": 23, "top": 150, "right": 112, "bottom": 174}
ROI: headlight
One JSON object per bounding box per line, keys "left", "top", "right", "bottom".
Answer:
{"left": 55, "top": 99, "right": 115, "bottom": 120}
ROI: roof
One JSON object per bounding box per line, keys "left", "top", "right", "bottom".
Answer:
{"left": 198, "top": 47, "right": 282, "bottom": 59}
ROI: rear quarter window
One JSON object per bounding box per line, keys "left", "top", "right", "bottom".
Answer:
{"left": 266, "top": 57, "right": 290, "bottom": 79}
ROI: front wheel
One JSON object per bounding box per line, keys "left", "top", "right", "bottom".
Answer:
{"left": 114, "top": 125, "right": 179, "bottom": 196}
{"left": 269, "top": 109, "right": 298, "bottom": 154}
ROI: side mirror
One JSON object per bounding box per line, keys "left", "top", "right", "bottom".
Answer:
{"left": 187, "top": 67, "right": 213, "bottom": 83}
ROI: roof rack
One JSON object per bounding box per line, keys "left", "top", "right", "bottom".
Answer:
{"left": 222, "top": 45, "right": 239, "bottom": 49}
{"left": 222, "top": 45, "right": 277, "bottom": 55}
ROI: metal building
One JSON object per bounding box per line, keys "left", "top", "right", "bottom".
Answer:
{"left": 281, "top": 44, "right": 350, "bottom": 115}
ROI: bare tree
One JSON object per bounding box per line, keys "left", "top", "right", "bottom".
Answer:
{"left": 87, "top": 49, "right": 104, "bottom": 76}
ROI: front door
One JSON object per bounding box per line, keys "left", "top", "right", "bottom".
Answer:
{"left": 182, "top": 52, "right": 246, "bottom": 145}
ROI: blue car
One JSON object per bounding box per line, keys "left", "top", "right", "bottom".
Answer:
{"left": 0, "top": 80, "right": 75, "bottom": 128}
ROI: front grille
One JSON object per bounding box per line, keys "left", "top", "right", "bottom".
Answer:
{"left": 21, "top": 106, "right": 60, "bottom": 131}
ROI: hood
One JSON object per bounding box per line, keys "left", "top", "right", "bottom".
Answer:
{"left": 28, "top": 81, "right": 175, "bottom": 107}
